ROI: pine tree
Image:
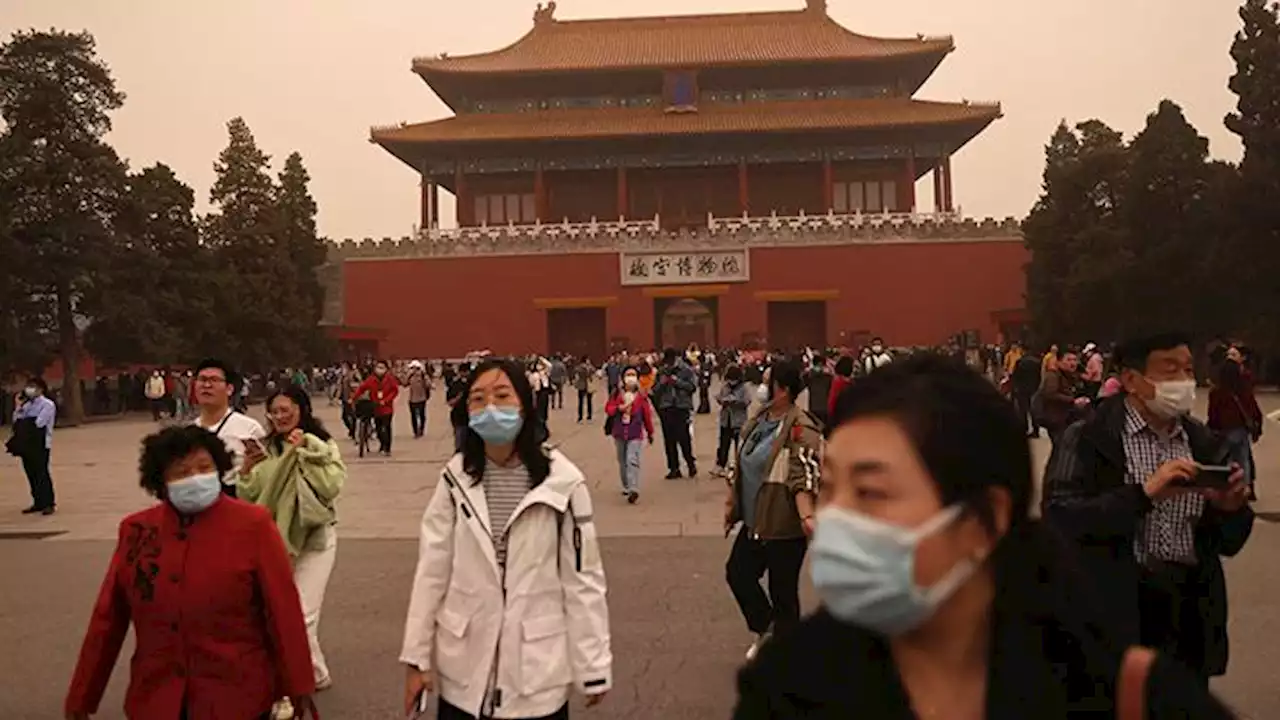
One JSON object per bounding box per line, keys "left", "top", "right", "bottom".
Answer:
{"left": 0, "top": 30, "right": 127, "bottom": 423}
{"left": 204, "top": 117, "right": 291, "bottom": 371}
{"left": 1123, "top": 101, "right": 1218, "bottom": 338}
{"left": 86, "top": 164, "right": 214, "bottom": 364}
{"left": 1225, "top": 0, "right": 1280, "bottom": 348}
{"left": 1024, "top": 120, "right": 1130, "bottom": 344}
{"left": 275, "top": 152, "right": 329, "bottom": 360}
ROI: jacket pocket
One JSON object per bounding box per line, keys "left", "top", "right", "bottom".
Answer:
{"left": 435, "top": 606, "right": 473, "bottom": 686}
{"left": 519, "top": 613, "right": 572, "bottom": 694}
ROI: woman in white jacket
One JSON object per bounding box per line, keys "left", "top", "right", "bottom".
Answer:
{"left": 401, "top": 358, "right": 612, "bottom": 720}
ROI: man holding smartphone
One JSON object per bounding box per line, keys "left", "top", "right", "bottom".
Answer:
{"left": 1043, "top": 332, "right": 1254, "bottom": 689}
{"left": 192, "top": 358, "right": 266, "bottom": 496}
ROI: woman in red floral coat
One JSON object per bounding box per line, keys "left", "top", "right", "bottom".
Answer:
{"left": 64, "top": 425, "right": 317, "bottom": 720}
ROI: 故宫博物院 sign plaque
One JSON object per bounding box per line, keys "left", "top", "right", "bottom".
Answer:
{"left": 619, "top": 249, "right": 750, "bottom": 286}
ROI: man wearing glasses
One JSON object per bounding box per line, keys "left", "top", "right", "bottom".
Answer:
{"left": 192, "top": 358, "right": 265, "bottom": 497}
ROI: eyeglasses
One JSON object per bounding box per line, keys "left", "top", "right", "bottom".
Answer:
{"left": 195, "top": 375, "right": 227, "bottom": 386}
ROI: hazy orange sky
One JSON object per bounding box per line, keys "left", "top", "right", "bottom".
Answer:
{"left": 2, "top": 0, "right": 1243, "bottom": 239}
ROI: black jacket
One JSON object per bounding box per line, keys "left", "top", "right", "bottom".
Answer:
{"left": 1041, "top": 395, "right": 1253, "bottom": 676}
{"left": 733, "top": 608, "right": 1236, "bottom": 719}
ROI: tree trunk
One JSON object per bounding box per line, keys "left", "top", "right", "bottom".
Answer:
{"left": 56, "top": 276, "right": 84, "bottom": 426}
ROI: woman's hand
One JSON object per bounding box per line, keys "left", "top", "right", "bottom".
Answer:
{"left": 287, "top": 429, "right": 305, "bottom": 447}
{"left": 585, "top": 690, "right": 608, "bottom": 707}
{"left": 404, "top": 665, "right": 433, "bottom": 716}
{"left": 241, "top": 438, "right": 266, "bottom": 473}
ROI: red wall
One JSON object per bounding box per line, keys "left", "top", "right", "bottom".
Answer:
{"left": 343, "top": 240, "right": 1027, "bottom": 358}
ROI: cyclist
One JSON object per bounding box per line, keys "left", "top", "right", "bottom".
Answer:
{"left": 353, "top": 360, "right": 399, "bottom": 456}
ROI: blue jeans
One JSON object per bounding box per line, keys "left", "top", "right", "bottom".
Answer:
{"left": 1224, "top": 427, "right": 1256, "bottom": 486}
{"left": 614, "top": 437, "right": 642, "bottom": 493}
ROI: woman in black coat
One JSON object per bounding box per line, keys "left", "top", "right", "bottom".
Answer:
{"left": 733, "top": 354, "right": 1236, "bottom": 719}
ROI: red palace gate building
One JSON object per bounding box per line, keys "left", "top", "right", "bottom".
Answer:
{"left": 332, "top": 0, "right": 1028, "bottom": 360}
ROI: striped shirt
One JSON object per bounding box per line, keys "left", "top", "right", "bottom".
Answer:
{"left": 1121, "top": 401, "right": 1205, "bottom": 566}
{"left": 484, "top": 464, "right": 531, "bottom": 568}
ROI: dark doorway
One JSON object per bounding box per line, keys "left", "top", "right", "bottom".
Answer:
{"left": 654, "top": 297, "right": 718, "bottom": 349}
{"left": 547, "top": 308, "right": 607, "bottom": 361}
{"left": 766, "top": 301, "right": 827, "bottom": 351}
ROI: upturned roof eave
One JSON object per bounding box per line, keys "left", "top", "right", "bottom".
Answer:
{"left": 370, "top": 111, "right": 1000, "bottom": 163}
{"left": 411, "top": 42, "right": 952, "bottom": 79}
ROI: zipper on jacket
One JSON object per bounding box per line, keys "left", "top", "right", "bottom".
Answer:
{"left": 446, "top": 468, "right": 509, "bottom": 719}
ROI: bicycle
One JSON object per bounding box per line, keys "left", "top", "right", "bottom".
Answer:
{"left": 354, "top": 398, "right": 376, "bottom": 458}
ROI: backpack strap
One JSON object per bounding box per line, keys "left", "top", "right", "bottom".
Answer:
{"left": 1116, "top": 646, "right": 1155, "bottom": 720}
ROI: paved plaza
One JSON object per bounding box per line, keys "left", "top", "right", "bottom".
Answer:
{"left": 2, "top": 392, "right": 1278, "bottom": 718}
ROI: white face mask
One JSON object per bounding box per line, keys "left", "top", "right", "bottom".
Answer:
{"left": 1146, "top": 378, "right": 1196, "bottom": 419}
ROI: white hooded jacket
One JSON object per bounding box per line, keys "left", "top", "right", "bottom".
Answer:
{"left": 400, "top": 450, "right": 612, "bottom": 719}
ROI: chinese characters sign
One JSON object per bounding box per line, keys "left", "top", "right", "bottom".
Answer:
{"left": 619, "top": 249, "right": 750, "bottom": 286}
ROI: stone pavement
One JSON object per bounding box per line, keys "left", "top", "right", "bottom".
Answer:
{"left": 1, "top": 393, "right": 1277, "bottom": 718}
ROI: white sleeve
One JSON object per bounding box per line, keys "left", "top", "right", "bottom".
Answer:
{"left": 560, "top": 482, "right": 612, "bottom": 695}
{"left": 400, "top": 476, "right": 456, "bottom": 670}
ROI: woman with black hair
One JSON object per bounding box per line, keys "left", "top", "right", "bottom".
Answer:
{"left": 733, "top": 354, "right": 1237, "bottom": 719}
{"left": 65, "top": 426, "right": 316, "bottom": 720}
{"left": 401, "top": 358, "right": 612, "bottom": 720}
{"left": 240, "top": 385, "right": 346, "bottom": 699}
{"left": 1209, "top": 349, "right": 1262, "bottom": 500}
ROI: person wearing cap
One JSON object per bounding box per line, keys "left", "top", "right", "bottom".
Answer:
{"left": 406, "top": 360, "right": 432, "bottom": 439}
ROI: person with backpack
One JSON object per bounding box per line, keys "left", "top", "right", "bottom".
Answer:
{"left": 400, "top": 358, "right": 612, "bottom": 720}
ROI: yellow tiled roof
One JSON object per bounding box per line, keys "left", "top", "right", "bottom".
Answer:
{"left": 413, "top": 8, "right": 952, "bottom": 74}
{"left": 372, "top": 98, "right": 1001, "bottom": 145}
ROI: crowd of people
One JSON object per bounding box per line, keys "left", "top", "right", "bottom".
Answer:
{"left": 0, "top": 329, "right": 1263, "bottom": 718}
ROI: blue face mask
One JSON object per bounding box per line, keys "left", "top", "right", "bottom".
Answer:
{"left": 810, "top": 504, "right": 980, "bottom": 635}
{"left": 166, "top": 472, "right": 222, "bottom": 515}
{"left": 469, "top": 404, "right": 524, "bottom": 445}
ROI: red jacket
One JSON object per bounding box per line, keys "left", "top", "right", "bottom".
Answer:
{"left": 65, "top": 497, "right": 314, "bottom": 720}
{"left": 605, "top": 389, "right": 655, "bottom": 440}
{"left": 1207, "top": 384, "right": 1263, "bottom": 437}
{"left": 354, "top": 373, "right": 399, "bottom": 417}
{"left": 827, "top": 375, "right": 852, "bottom": 419}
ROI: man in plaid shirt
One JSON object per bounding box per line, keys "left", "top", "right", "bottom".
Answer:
{"left": 1042, "top": 332, "right": 1253, "bottom": 688}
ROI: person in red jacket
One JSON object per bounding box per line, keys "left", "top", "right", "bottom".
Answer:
{"left": 826, "top": 355, "right": 855, "bottom": 422}
{"left": 65, "top": 425, "right": 316, "bottom": 720}
{"left": 1208, "top": 347, "right": 1263, "bottom": 501}
{"left": 353, "top": 359, "right": 400, "bottom": 456}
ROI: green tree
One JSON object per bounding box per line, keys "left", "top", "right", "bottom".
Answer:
{"left": 1024, "top": 120, "right": 1130, "bottom": 345}
{"left": 204, "top": 117, "right": 296, "bottom": 370}
{"left": 275, "top": 152, "right": 332, "bottom": 361}
{"left": 1225, "top": 0, "right": 1280, "bottom": 348}
{"left": 1023, "top": 123, "right": 1080, "bottom": 345}
{"left": 85, "top": 164, "right": 215, "bottom": 365}
{"left": 0, "top": 30, "right": 126, "bottom": 423}
{"left": 1123, "top": 101, "right": 1219, "bottom": 338}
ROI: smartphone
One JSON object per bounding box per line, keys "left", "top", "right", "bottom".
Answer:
{"left": 410, "top": 688, "right": 430, "bottom": 719}
{"left": 1191, "top": 464, "right": 1233, "bottom": 489}
{"left": 243, "top": 437, "right": 264, "bottom": 454}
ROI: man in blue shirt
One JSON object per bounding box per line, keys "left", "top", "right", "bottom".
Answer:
{"left": 12, "top": 376, "right": 57, "bottom": 515}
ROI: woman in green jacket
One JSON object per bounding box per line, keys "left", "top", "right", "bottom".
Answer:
{"left": 241, "top": 384, "right": 345, "bottom": 698}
